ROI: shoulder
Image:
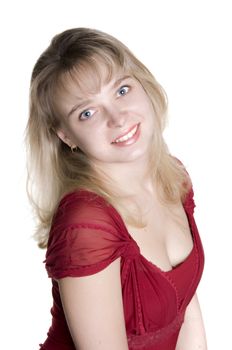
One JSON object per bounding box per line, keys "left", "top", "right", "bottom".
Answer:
{"left": 171, "top": 155, "right": 193, "bottom": 188}
{"left": 47, "top": 189, "right": 127, "bottom": 252}
{"left": 46, "top": 190, "right": 128, "bottom": 279}
{"left": 58, "top": 189, "right": 110, "bottom": 214}
{"left": 174, "top": 158, "right": 196, "bottom": 212}
{"left": 170, "top": 155, "right": 195, "bottom": 210}
{"left": 51, "top": 190, "right": 120, "bottom": 231}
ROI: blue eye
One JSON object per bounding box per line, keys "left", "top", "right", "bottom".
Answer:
{"left": 79, "top": 109, "right": 94, "bottom": 120}
{"left": 117, "top": 85, "right": 129, "bottom": 96}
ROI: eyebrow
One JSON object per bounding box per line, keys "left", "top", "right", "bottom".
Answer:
{"left": 67, "top": 75, "right": 131, "bottom": 118}
{"left": 112, "top": 74, "right": 131, "bottom": 89}
{"left": 67, "top": 99, "right": 92, "bottom": 118}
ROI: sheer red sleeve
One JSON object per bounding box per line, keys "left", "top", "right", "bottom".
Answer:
{"left": 45, "top": 191, "right": 127, "bottom": 279}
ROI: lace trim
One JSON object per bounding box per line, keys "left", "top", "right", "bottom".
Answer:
{"left": 127, "top": 311, "right": 185, "bottom": 349}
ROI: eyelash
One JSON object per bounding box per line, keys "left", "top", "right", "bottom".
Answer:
{"left": 117, "top": 85, "right": 130, "bottom": 97}
{"left": 79, "top": 84, "right": 130, "bottom": 120}
{"left": 79, "top": 109, "right": 95, "bottom": 120}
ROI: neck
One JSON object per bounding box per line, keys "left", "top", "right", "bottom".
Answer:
{"left": 91, "top": 157, "right": 157, "bottom": 198}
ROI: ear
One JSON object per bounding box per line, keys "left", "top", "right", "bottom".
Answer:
{"left": 56, "top": 129, "right": 75, "bottom": 148}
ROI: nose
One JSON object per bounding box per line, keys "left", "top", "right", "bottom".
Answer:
{"left": 104, "top": 104, "right": 127, "bottom": 128}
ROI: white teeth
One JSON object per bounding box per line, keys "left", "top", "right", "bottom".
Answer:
{"left": 114, "top": 125, "right": 138, "bottom": 143}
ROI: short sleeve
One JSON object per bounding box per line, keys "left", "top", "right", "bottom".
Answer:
{"left": 183, "top": 185, "right": 196, "bottom": 215}
{"left": 45, "top": 191, "right": 127, "bottom": 279}
{"left": 173, "top": 156, "right": 196, "bottom": 215}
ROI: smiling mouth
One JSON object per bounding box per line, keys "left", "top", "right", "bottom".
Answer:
{"left": 112, "top": 124, "right": 139, "bottom": 144}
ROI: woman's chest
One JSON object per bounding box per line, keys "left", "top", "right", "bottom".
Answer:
{"left": 126, "top": 202, "right": 194, "bottom": 272}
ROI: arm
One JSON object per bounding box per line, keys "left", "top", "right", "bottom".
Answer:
{"left": 176, "top": 293, "right": 207, "bottom": 350}
{"left": 58, "top": 256, "right": 129, "bottom": 350}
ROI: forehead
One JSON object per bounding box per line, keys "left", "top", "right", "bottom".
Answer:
{"left": 57, "top": 59, "right": 126, "bottom": 101}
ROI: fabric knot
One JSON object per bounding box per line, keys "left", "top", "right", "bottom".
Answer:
{"left": 123, "top": 241, "right": 140, "bottom": 259}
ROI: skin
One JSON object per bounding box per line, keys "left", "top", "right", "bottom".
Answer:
{"left": 56, "top": 63, "right": 207, "bottom": 349}
{"left": 57, "top": 70, "right": 155, "bottom": 171}
{"left": 176, "top": 293, "right": 207, "bottom": 349}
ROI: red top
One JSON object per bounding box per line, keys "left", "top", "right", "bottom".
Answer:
{"left": 40, "top": 187, "right": 204, "bottom": 350}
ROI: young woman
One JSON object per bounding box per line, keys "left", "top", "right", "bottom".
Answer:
{"left": 26, "top": 28, "right": 207, "bottom": 350}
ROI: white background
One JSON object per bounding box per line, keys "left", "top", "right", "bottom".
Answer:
{"left": 0, "top": 0, "right": 231, "bottom": 349}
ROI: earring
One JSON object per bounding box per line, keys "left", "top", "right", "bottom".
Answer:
{"left": 71, "top": 145, "right": 78, "bottom": 153}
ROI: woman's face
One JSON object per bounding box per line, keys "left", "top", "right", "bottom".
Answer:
{"left": 56, "top": 64, "right": 156, "bottom": 167}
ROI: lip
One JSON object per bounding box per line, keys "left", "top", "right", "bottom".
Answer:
{"left": 111, "top": 123, "right": 140, "bottom": 146}
{"left": 111, "top": 124, "right": 139, "bottom": 143}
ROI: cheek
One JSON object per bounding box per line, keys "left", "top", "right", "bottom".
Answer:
{"left": 141, "top": 101, "right": 155, "bottom": 121}
{"left": 134, "top": 91, "right": 154, "bottom": 114}
{"left": 73, "top": 131, "right": 102, "bottom": 153}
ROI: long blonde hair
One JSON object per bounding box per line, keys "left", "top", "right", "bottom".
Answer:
{"left": 26, "top": 28, "right": 188, "bottom": 248}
